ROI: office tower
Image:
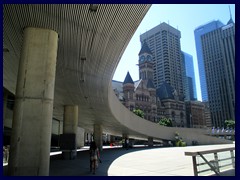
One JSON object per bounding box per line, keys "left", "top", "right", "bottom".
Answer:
{"left": 185, "top": 101, "right": 206, "bottom": 128}
{"left": 194, "top": 20, "right": 224, "bottom": 101}
{"left": 182, "top": 51, "right": 197, "bottom": 101}
{"left": 201, "top": 20, "right": 235, "bottom": 127}
{"left": 140, "top": 22, "right": 184, "bottom": 100}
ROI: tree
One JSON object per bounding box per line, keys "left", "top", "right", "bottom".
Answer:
{"left": 133, "top": 109, "right": 144, "bottom": 118}
{"left": 158, "top": 117, "right": 172, "bottom": 127}
{"left": 224, "top": 119, "right": 235, "bottom": 129}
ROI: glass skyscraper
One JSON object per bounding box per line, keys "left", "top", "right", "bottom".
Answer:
{"left": 201, "top": 20, "right": 235, "bottom": 127}
{"left": 182, "top": 51, "right": 197, "bottom": 101}
{"left": 194, "top": 20, "right": 224, "bottom": 102}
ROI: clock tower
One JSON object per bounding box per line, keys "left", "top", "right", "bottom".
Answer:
{"left": 138, "top": 41, "right": 154, "bottom": 81}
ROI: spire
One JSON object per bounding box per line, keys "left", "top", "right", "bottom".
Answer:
{"left": 229, "top": 5, "right": 232, "bottom": 19}
{"left": 138, "top": 41, "right": 152, "bottom": 55}
{"left": 123, "top": 71, "right": 134, "bottom": 84}
{"left": 227, "top": 5, "right": 234, "bottom": 24}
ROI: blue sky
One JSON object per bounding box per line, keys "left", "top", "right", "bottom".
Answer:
{"left": 113, "top": 4, "right": 235, "bottom": 101}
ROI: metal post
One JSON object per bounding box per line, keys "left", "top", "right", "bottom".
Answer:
{"left": 214, "top": 152, "right": 220, "bottom": 172}
{"left": 230, "top": 150, "right": 235, "bottom": 168}
{"left": 192, "top": 156, "right": 198, "bottom": 176}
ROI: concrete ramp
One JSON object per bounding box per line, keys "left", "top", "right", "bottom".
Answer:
{"left": 108, "top": 88, "right": 233, "bottom": 145}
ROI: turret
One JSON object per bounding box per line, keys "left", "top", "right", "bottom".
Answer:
{"left": 123, "top": 72, "right": 134, "bottom": 100}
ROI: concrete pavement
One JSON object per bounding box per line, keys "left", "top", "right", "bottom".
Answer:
{"left": 49, "top": 144, "right": 235, "bottom": 176}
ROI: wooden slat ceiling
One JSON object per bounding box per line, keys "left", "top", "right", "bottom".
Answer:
{"left": 3, "top": 4, "right": 151, "bottom": 136}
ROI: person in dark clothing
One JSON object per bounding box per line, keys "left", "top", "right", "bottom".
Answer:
{"left": 125, "top": 138, "right": 129, "bottom": 150}
{"left": 89, "top": 141, "right": 100, "bottom": 174}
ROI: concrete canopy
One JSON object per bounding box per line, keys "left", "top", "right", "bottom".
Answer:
{"left": 3, "top": 4, "right": 232, "bottom": 144}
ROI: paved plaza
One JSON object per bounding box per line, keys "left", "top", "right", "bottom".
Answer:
{"left": 49, "top": 144, "right": 235, "bottom": 176}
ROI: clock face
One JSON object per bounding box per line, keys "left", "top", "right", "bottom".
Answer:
{"left": 140, "top": 56, "right": 145, "bottom": 62}
{"left": 147, "top": 55, "right": 151, "bottom": 61}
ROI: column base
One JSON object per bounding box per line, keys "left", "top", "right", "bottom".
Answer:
{"left": 62, "top": 150, "right": 77, "bottom": 160}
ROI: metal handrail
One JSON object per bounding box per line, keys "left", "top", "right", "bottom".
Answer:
{"left": 185, "top": 147, "right": 235, "bottom": 176}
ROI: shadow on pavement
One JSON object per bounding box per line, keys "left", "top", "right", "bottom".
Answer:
{"left": 49, "top": 146, "right": 156, "bottom": 176}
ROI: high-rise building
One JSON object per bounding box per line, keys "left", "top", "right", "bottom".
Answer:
{"left": 201, "top": 19, "right": 235, "bottom": 127}
{"left": 140, "top": 22, "right": 184, "bottom": 100}
{"left": 202, "top": 102, "right": 212, "bottom": 128}
{"left": 185, "top": 101, "right": 206, "bottom": 128}
{"left": 194, "top": 20, "right": 224, "bottom": 101}
{"left": 182, "top": 51, "right": 197, "bottom": 101}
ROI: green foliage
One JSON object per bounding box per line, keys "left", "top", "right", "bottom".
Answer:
{"left": 174, "top": 131, "right": 186, "bottom": 147}
{"left": 133, "top": 109, "right": 144, "bottom": 118}
{"left": 175, "top": 140, "right": 181, "bottom": 147}
{"left": 158, "top": 117, "right": 173, "bottom": 127}
{"left": 224, "top": 119, "right": 235, "bottom": 129}
{"left": 182, "top": 141, "right": 186, "bottom": 147}
{"left": 175, "top": 140, "right": 186, "bottom": 147}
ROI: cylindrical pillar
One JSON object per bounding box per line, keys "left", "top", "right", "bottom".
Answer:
{"left": 122, "top": 134, "right": 129, "bottom": 149}
{"left": 63, "top": 105, "right": 78, "bottom": 134}
{"left": 76, "top": 127, "right": 85, "bottom": 148}
{"left": 8, "top": 27, "right": 58, "bottom": 176}
{"left": 94, "top": 124, "right": 103, "bottom": 151}
{"left": 61, "top": 105, "right": 78, "bottom": 159}
{"left": 3, "top": 89, "right": 8, "bottom": 130}
{"left": 148, "top": 137, "right": 153, "bottom": 147}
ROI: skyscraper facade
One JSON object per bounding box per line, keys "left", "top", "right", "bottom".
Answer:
{"left": 140, "top": 22, "right": 184, "bottom": 100}
{"left": 182, "top": 51, "right": 197, "bottom": 101}
{"left": 201, "top": 20, "right": 235, "bottom": 127}
{"left": 194, "top": 20, "right": 224, "bottom": 101}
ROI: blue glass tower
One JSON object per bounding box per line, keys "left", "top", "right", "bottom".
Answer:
{"left": 194, "top": 20, "right": 224, "bottom": 101}
{"left": 182, "top": 51, "right": 197, "bottom": 101}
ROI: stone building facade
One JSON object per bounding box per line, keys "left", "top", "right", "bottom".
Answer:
{"left": 185, "top": 101, "right": 206, "bottom": 128}
{"left": 156, "top": 82, "right": 186, "bottom": 127}
{"left": 113, "top": 42, "right": 186, "bottom": 125}
{"left": 121, "top": 41, "right": 158, "bottom": 122}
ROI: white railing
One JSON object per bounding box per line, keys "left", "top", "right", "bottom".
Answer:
{"left": 185, "top": 147, "right": 235, "bottom": 176}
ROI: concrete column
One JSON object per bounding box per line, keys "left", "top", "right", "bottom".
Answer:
{"left": 84, "top": 132, "right": 92, "bottom": 145}
{"left": 110, "top": 135, "right": 115, "bottom": 143}
{"left": 122, "top": 134, "right": 129, "bottom": 148}
{"left": 63, "top": 105, "right": 78, "bottom": 134}
{"left": 3, "top": 90, "right": 8, "bottom": 130}
{"left": 148, "top": 137, "right": 153, "bottom": 147}
{"left": 122, "top": 134, "right": 128, "bottom": 139}
{"left": 94, "top": 124, "right": 103, "bottom": 151}
{"left": 61, "top": 105, "right": 78, "bottom": 159}
{"left": 76, "top": 127, "right": 85, "bottom": 148}
{"left": 8, "top": 27, "right": 58, "bottom": 176}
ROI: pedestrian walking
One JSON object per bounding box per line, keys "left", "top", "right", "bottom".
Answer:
{"left": 126, "top": 138, "right": 129, "bottom": 150}
{"left": 89, "top": 141, "right": 100, "bottom": 174}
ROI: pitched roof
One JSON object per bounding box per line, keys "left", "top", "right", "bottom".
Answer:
{"left": 138, "top": 41, "right": 152, "bottom": 55}
{"left": 123, "top": 72, "right": 134, "bottom": 84}
{"left": 134, "top": 79, "right": 142, "bottom": 90}
{"left": 147, "top": 79, "right": 155, "bottom": 89}
{"left": 156, "top": 82, "right": 175, "bottom": 100}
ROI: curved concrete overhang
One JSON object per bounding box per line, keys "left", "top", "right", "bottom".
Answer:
{"left": 3, "top": 4, "right": 232, "bottom": 145}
